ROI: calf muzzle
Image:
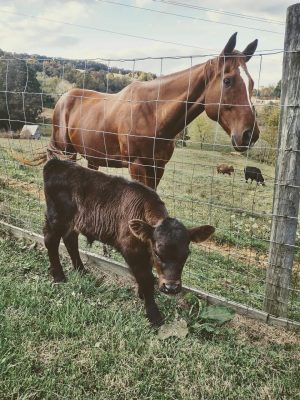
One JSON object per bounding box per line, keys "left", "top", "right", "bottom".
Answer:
{"left": 160, "top": 282, "right": 181, "bottom": 295}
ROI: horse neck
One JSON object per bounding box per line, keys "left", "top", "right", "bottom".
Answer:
{"left": 157, "top": 61, "right": 210, "bottom": 137}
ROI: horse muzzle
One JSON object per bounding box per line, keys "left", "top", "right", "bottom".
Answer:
{"left": 231, "top": 129, "right": 257, "bottom": 152}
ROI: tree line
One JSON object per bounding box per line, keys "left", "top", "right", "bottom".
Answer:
{"left": 0, "top": 49, "right": 156, "bottom": 131}
{"left": 0, "top": 47, "right": 281, "bottom": 132}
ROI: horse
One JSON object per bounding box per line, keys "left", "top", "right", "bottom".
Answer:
{"left": 33, "top": 32, "right": 260, "bottom": 189}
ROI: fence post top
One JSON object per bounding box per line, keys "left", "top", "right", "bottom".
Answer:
{"left": 288, "top": 3, "right": 300, "bottom": 11}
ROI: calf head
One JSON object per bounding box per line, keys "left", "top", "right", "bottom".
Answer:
{"left": 129, "top": 218, "right": 215, "bottom": 294}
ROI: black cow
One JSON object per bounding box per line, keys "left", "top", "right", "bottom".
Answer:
{"left": 43, "top": 159, "right": 215, "bottom": 327}
{"left": 244, "top": 166, "right": 265, "bottom": 185}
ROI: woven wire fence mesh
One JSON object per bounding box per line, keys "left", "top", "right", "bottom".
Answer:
{"left": 0, "top": 50, "right": 299, "bottom": 323}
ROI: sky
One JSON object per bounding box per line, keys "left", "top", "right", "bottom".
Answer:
{"left": 0, "top": 0, "right": 295, "bottom": 86}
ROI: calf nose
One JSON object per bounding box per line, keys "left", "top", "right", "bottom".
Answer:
{"left": 163, "top": 283, "right": 180, "bottom": 294}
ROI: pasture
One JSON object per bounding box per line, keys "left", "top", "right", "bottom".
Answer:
{"left": 0, "top": 134, "right": 299, "bottom": 322}
{"left": 0, "top": 237, "right": 299, "bottom": 399}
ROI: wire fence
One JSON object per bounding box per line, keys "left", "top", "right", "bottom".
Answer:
{"left": 0, "top": 43, "right": 299, "bottom": 326}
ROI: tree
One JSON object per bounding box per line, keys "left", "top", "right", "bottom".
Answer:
{"left": 0, "top": 59, "right": 42, "bottom": 131}
{"left": 36, "top": 72, "right": 75, "bottom": 108}
{"left": 274, "top": 80, "right": 281, "bottom": 98}
{"left": 176, "top": 127, "right": 190, "bottom": 147}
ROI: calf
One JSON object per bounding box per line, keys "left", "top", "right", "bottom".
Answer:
{"left": 244, "top": 166, "right": 265, "bottom": 185}
{"left": 43, "top": 159, "right": 214, "bottom": 327}
{"left": 217, "top": 164, "right": 234, "bottom": 175}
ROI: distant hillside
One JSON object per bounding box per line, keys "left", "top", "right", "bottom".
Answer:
{"left": 0, "top": 48, "right": 156, "bottom": 130}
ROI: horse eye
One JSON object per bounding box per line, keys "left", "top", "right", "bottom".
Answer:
{"left": 223, "top": 78, "right": 231, "bottom": 88}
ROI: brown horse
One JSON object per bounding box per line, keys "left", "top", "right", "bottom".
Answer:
{"left": 46, "top": 32, "right": 259, "bottom": 189}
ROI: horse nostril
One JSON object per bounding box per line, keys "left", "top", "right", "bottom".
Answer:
{"left": 242, "top": 130, "right": 253, "bottom": 146}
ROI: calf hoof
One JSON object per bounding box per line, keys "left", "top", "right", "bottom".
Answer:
{"left": 148, "top": 313, "right": 164, "bottom": 328}
{"left": 52, "top": 275, "right": 67, "bottom": 283}
{"left": 77, "top": 267, "right": 89, "bottom": 276}
{"left": 151, "top": 316, "right": 164, "bottom": 329}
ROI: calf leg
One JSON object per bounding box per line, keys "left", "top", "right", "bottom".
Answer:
{"left": 135, "top": 267, "right": 163, "bottom": 327}
{"left": 124, "top": 252, "right": 163, "bottom": 327}
{"left": 44, "top": 222, "right": 66, "bottom": 283}
{"left": 63, "top": 231, "right": 88, "bottom": 275}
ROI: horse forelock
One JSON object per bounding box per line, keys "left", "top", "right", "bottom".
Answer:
{"left": 206, "top": 50, "right": 248, "bottom": 79}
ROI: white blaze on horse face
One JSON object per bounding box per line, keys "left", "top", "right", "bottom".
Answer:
{"left": 239, "top": 67, "right": 253, "bottom": 113}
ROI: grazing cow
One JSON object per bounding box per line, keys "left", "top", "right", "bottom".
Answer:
{"left": 217, "top": 164, "right": 234, "bottom": 175}
{"left": 244, "top": 166, "right": 265, "bottom": 185}
{"left": 43, "top": 159, "right": 215, "bottom": 327}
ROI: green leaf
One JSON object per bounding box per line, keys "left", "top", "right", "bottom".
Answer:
{"left": 199, "top": 323, "right": 216, "bottom": 333}
{"left": 200, "top": 305, "right": 235, "bottom": 325}
{"left": 158, "top": 319, "right": 188, "bottom": 340}
{"left": 184, "top": 293, "right": 199, "bottom": 306}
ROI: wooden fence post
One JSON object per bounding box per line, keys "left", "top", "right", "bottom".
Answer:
{"left": 263, "top": 3, "right": 300, "bottom": 317}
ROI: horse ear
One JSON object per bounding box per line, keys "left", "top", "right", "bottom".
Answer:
{"left": 129, "top": 219, "right": 154, "bottom": 242}
{"left": 221, "top": 32, "right": 237, "bottom": 57}
{"left": 242, "top": 39, "right": 258, "bottom": 62}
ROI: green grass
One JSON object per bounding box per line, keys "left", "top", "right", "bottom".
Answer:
{"left": 0, "top": 238, "right": 300, "bottom": 400}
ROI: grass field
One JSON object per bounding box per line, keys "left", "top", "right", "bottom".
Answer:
{"left": 0, "top": 135, "right": 299, "bottom": 321}
{"left": 0, "top": 237, "right": 300, "bottom": 400}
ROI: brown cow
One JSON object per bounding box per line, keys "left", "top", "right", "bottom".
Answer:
{"left": 43, "top": 159, "right": 214, "bottom": 327}
{"left": 217, "top": 164, "right": 234, "bottom": 175}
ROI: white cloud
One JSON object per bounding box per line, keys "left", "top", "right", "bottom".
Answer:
{"left": 0, "top": 0, "right": 285, "bottom": 85}
{"left": 205, "top": 11, "right": 222, "bottom": 23}
{"left": 134, "top": 0, "right": 153, "bottom": 6}
{"left": 0, "top": 1, "right": 91, "bottom": 54}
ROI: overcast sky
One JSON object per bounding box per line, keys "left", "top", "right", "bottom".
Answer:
{"left": 0, "top": 0, "right": 295, "bottom": 85}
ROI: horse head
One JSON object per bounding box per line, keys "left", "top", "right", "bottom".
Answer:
{"left": 204, "top": 32, "right": 260, "bottom": 152}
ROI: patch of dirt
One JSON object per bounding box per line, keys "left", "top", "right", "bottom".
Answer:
{"left": 204, "top": 240, "right": 268, "bottom": 267}
{"left": 0, "top": 175, "right": 43, "bottom": 200}
{"left": 201, "top": 240, "right": 300, "bottom": 274}
{"left": 230, "top": 314, "right": 300, "bottom": 345}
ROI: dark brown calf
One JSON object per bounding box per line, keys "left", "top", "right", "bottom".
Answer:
{"left": 43, "top": 159, "right": 214, "bottom": 327}
{"left": 217, "top": 164, "right": 234, "bottom": 175}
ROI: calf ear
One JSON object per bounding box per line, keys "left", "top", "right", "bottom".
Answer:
{"left": 188, "top": 225, "right": 215, "bottom": 243}
{"left": 129, "top": 219, "right": 154, "bottom": 242}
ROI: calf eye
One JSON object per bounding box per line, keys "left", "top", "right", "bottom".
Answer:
{"left": 153, "top": 249, "right": 161, "bottom": 260}
{"left": 223, "top": 77, "right": 232, "bottom": 88}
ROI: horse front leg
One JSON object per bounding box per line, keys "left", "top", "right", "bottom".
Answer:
{"left": 128, "top": 158, "right": 148, "bottom": 186}
{"left": 145, "top": 163, "right": 165, "bottom": 190}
